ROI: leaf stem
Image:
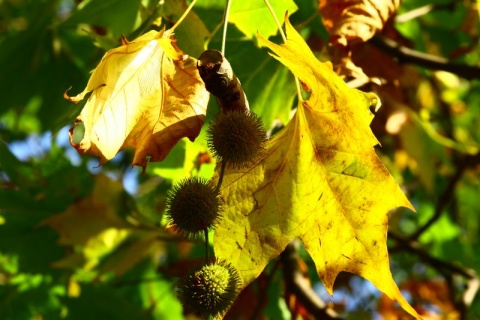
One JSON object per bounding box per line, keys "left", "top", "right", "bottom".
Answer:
{"left": 215, "top": 160, "right": 227, "bottom": 194}
{"left": 204, "top": 228, "right": 209, "bottom": 262}
{"left": 204, "top": 21, "right": 223, "bottom": 50}
{"left": 369, "top": 34, "right": 480, "bottom": 80}
{"left": 263, "top": 0, "right": 286, "bottom": 43}
{"left": 169, "top": 0, "right": 198, "bottom": 33}
{"left": 250, "top": 259, "right": 281, "bottom": 320}
{"left": 221, "top": 0, "right": 233, "bottom": 55}
{"left": 263, "top": 0, "right": 304, "bottom": 102}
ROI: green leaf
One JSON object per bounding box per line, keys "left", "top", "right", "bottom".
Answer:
{"left": 0, "top": 0, "right": 99, "bottom": 136}
{"left": 115, "top": 261, "right": 184, "bottom": 320}
{"left": 0, "top": 210, "right": 64, "bottom": 275}
{"left": 243, "top": 56, "right": 296, "bottom": 129}
{"left": 147, "top": 139, "right": 188, "bottom": 182}
{"left": 162, "top": 0, "right": 210, "bottom": 57}
{"left": 229, "top": 0, "right": 298, "bottom": 41}
{"left": 418, "top": 203, "right": 461, "bottom": 245}
{"left": 0, "top": 282, "right": 65, "bottom": 319}
{"left": 64, "top": 0, "right": 142, "bottom": 36}
{"left": 62, "top": 284, "right": 147, "bottom": 320}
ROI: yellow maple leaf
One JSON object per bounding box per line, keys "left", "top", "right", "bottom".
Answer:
{"left": 65, "top": 29, "right": 209, "bottom": 170}
{"left": 42, "top": 174, "right": 129, "bottom": 246}
{"left": 42, "top": 175, "right": 166, "bottom": 276}
{"left": 213, "top": 17, "right": 420, "bottom": 318}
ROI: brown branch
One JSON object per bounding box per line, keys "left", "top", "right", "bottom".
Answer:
{"left": 249, "top": 259, "right": 281, "bottom": 320}
{"left": 197, "top": 49, "right": 250, "bottom": 113}
{"left": 389, "top": 231, "right": 479, "bottom": 317}
{"left": 390, "top": 232, "right": 475, "bottom": 278}
{"left": 280, "top": 241, "right": 342, "bottom": 319}
{"left": 409, "top": 162, "right": 464, "bottom": 240}
{"left": 368, "top": 35, "right": 480, "bottom": 80}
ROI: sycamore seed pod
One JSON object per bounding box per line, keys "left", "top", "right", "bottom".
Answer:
{"left": 165, "top": 177, "right": 221, "bottom": 238}
{"left": 207, "top": 110, "right": 267, "bottom": 168}
{"left": 177, "top": 260, "right": 241, "bottom": 317}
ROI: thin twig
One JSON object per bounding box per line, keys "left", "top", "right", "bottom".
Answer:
{"left": 169, "top": 0, "right": 198, "bottom": 33}
{"left": 204, "top": 20, "right": 223, "bottom": 50}
{"left": 409, "top": 154, "right": 479, "bottom": 240}
{"left": 250, "top": 259, "right": 282, "bottom": 320}
{"left": 389, "top": 231, "right": 480, "bottom": 317}
{"left": 390, "top": 232, "right": 476, "bottom": 279}
{"left": 395, "top": 2, "right": 456, "bottom": 24}
{"left": 111, "top": 276, "right": 166, "bottom": 287}
{"left": 369, "top": 34, "right": 480, "bottom": 80}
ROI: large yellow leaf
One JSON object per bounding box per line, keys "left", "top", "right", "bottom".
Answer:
{"left": 213, "top": 18, "right": 420, "bottom": 318}
{"left": 66, "top": 29, "right": 209, "bottom": 170}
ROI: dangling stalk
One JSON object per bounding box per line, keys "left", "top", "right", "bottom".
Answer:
{"left": 221, "top": 0, "right": 233, "bottom": 55}
{"left": 263, "top": 0, "right": 304, "bottom": 103}
{"left": 204, "top": 228, "right": 209, "bottom": 262}
{"left": 169, "top": 0, "right": 198, "bottom": 33}
{"left": 215, "top": 160, "right": 227, "bottom": 193}
{"left": 204, "top": 21, "right": 223, "bottom": 50}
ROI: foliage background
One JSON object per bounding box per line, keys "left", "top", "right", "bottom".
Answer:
{"left": 0, "top": 0, "right": 479, "bottom": 319}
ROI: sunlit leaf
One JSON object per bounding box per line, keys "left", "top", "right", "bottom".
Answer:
{"left": 66, "top": 29, "right": 209, "bottom": 170}
{"left": 229, "top": 0, "right": 298, "bottom": 41}
{"left": 214, "top": 16, "right": 419, "bottom": 318}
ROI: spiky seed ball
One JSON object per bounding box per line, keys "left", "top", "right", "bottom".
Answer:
{"left": 207, "top": 110, "right": 267, "bottom": 168}
{"left": 178, "top": 260, "right": 241, "bottom": 317}
{"left": 166, "top": 177, "right": 221, "bottom": 238}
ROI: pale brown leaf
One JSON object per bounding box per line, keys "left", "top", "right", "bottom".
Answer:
{"left": 319, "top": 0, "right": 401, "bottom": 46}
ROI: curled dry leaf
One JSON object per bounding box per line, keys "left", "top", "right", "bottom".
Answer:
{"left": 65, "top": 29, "right": 209, "bottom": 170}
{"left": 319, "top": 0, "right": 401, "bottom": 46}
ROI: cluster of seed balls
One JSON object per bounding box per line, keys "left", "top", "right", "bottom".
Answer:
{"left": 165, "top": 110, "right": 267, "bottom": 318}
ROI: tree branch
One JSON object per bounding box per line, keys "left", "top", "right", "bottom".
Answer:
{"left": 394, "top": 2, "right": 456, "bottom": 24}
{"left": 390, "top": 232, "right": 475, "bottom": 278}
{"left": 249, "top": 259, "right": 281, "bottom": 320}
{"left": 409, "top": 162, "right": 464, "bottom": 240}
{"left": 280, "top": 241, "right": 342, "bottom": 319}
{"left": 409, "top": 153, "right": 480, "bottom": 240}
{"left": 368, "top": 35, "right": 480, "bottom": 80}
{"left": 197, "top": 49, "right": 250, "bottom": 113}
{"left": 389, "top": 231, "right": 480, "bottom": 316}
